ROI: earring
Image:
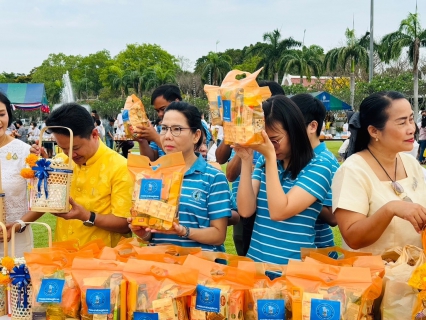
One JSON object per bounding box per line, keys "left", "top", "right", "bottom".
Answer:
{"left": 375, "top": 137, "right": 378, "bottom": 142}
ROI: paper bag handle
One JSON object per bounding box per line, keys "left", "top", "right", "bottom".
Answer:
{"left": 11, "top": 222, "right": 52, "bottom": 257}
{"left": 0, "top": 222, "right": 8, "bottom": 256}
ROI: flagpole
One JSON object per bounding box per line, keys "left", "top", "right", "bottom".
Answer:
{"left": 369, "top": 0, "right": 374, "bottom": 82}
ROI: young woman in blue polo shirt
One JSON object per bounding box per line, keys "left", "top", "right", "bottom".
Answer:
{"left": 129, "top": 102, "right": 232, "bottom": 251}
{"left": 235, "top": 95, "right": 333, "bottom": 265}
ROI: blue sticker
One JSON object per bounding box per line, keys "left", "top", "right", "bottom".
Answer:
{"left": 217, "top": 96, "right": 222, "bottom": 109}
{"left": 86, "top": 288, "right": 111, "bottom": 315}
{"left": 37, "top": 279, "right": 65, "bottom": 303}
{"left": 195, "top": 285, "right": 221, "bottom": 313}
{"left": 257, "top": 300, "right": 285, "bottom": 320}
{"left": 310, "top": 299, "right": 340, "bottom": 320}
{"left": 134, "top": 312, "right": 159, "bottom": 320}
{"left": 139, "top": 179, "right": 162, "bottom": 200}
{"left": 122, "top": 110, "right": 129, "bottom": 122}
{"left": 223, "top": 100, "right": 231, "bottom": 122}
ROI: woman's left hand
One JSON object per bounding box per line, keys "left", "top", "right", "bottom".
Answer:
{"left": 249, "top": 131, "right": 276, "bottom": 160}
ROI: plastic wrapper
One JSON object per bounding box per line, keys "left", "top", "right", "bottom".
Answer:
{"left": 238, "top": 261, "right": 291, "bottom": 320}
{"left": 121, "top": 94, "right": 149, "bottom": 140}
{"left": 183, "top": 254, "right": 255, "bottom": 320}
{"left": 128, "top": 153, "right": 185, "bottom": 231}
{"left": 204, "top": 68, "right": 271, "bottom": 146}
{"left": 25, "top": 249, "right": 93, "bottom": 320}
{"left": 71, "top": 258, "right": 127, "bottom": 320}
{"left": 286, "top": 260, "right": 374, "bottom": 320}
{"left": 124, "top": 259, "right": 198, "bottom": 320}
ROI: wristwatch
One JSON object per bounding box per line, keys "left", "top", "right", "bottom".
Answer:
{"left": 15, "top": 220, "right": 27, "bottom": 233}
{"left": 83, "top": 212, "right": 96, "bottom": 227}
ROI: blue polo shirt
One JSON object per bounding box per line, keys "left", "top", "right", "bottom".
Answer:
{"left": 151, "top": 154, "right": 232, "bottom": 251}
{"left": 313, "top": 143, "right": 339, "bottom": 251}
{"left": 149, "top": 122, "right": 211, "bottom": 159}
{"left": 247, "top": 156, "right": 332, "bottom": 265}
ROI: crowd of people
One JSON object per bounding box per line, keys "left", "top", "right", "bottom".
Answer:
{"left": 0, "top": 83, "right": 425, "bottom": 270}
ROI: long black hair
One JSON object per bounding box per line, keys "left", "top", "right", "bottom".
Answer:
{"left": 164, "top": 101, "right": 203, "bottom": 150}
{"left": 0, "top": 92, "right": 14, "bottom": 126}
{"left": 354, "top": 91, "right": 406, "bottom": 152}
{"left": 263, "top": 95, "right": 313, "bottom": 179}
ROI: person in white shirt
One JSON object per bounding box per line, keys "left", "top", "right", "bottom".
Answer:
{"left": 27, "top": 121, "right": 40, "bottom": 143}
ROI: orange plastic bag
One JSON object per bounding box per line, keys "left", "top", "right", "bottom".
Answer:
{"left": 25, "top": 250, "right": 93, "bottom": 319}
{"left": 133, "top": 244, "right": 202, "bottom": 256}
{"left": 286, "top": 260, "right": 374, "bottom": 320}
{"left": 183, "top": 254, "right": 255, "bottom": 320}
{"left": 121, "top": 94, "right": 149, "bottom": 139}
{"left": 192, "top": 251, "right": 253, "bottom": 267}
{"left": 128, "top": 152, "right": 185, "bottom": 230}
{"left": 238, "top": 261, "right": 291, "bottom": 320}
{"left": 71, "top": 258, "right": 127, "bottom": 320}
{"left": 124, "top": 259, "right": 198, "bottom": 320}
{"left": 204, "top": 68, "right": 271, "bottom": 146}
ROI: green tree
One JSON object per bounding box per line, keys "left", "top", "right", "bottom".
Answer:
{"left": 247, "top": 29, "right": 301, "bottom": 83}
{"left": 324, "top": 29, "right": 370, "bottom": 108}
{"left": 380, "top": 11, "right": 426, "bottom": 119}
{"left": 279, "top": 45, "right": 324, "bottom": 84}
{"left": 142, "top": 66, "right": 177, "bottom": 91}
{"left": 233, "top": 56, "right": 263, "bottom": 73}
{"left": 197, "top": 52, "right": 232, "bottom": 85}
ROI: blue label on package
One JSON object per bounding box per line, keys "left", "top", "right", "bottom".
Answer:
{"left": 217, "top": 96, "right": 222, "bottom": 109}
{"left": 86, "top": 288, "right": 111, "bottom": 314}
{"left": 195, "top": 285, "right": 221, "bottom": 313}
{"left": 310, "top": 299, "right": 340, "bottom": 320}
{"left": 36, "top": 279, "right": 65, "bottom": 303}
{"left": 122, "top": 109, "right": 129, "bottom": 121}
{"left": 134, "top": 312, "right": 159, "bottom": 320}
{"left": 223, "top": 100, "right": 231, "bottom": 122}
{"left": 139, "top": 179, "right": 162, "bottom": 200}
{"left": 257, "top": 300, "right": 285, "bottom": 320}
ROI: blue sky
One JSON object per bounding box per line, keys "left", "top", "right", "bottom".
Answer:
{"left": 0, "top": 0, "right": 423, "bottom": 73}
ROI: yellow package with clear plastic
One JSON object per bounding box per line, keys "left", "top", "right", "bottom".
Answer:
{"left": 122, "top": 94, "right": 149, "bottom": 139}
{"left": 204, "top": 68, "right": 271, "bottom": 146}
{"left": 128, "top": 152, "right": 185, "bottom": 231}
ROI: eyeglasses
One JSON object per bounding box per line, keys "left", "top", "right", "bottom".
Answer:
{"left": 270, "top": 136, "right": 285, "bottom": 149}
{"left": 160, "top": 125, "right": 195, "bottom": 137}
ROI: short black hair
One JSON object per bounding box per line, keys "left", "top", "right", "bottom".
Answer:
{"left": 290, "top": 93, "right": 326, "bottom": 137}
{"left": 0, "top": 92, "right": 14, "bottom": 127}
{"left": 95, "top": 119, "right": 101, "bottom": 126}
{"left": 108, "top": 118, "right": 115, "bottom": 123}
{"left": 16, "top": 120, "right": 23, "bottom": 126}
{"left": 258, "top": 81, "right": 285, "bottom": 96}
{"left": 354, "top": 91, "right": 406, "bottom": 152}
{"left": 31, "top": 121, "right": 37, "bottom": 127}
{"left": 151, "top": 84, "right": 182, "bottom": 105}
{"left": 164, "top": 101, "right": 203, "bottom": 150}
{"left": 46, "top": 103, "right": 95, "bottom": 139}
{"left": 91, "top": 110, "right": 97, "bottom": 114}
{"left": 263, "top": 95, "right": 313, "bottom": 179}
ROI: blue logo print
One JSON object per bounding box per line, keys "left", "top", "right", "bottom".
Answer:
{"left": 139, "top": 179, "right": 162, "bottom": 200}
{"left": 44, "top": 282, "right": 59, "bottom": 296}
{"left": 261, "top": 302, "right": 280, "bottom": 317}
{"left": 310, "top": 299, "right": 340, "bottom": 320}
{"left": 90, "top": 292, "right": 106, "bottom": 307}
{"left": 36, "top": 279, "right": 65, "bottom": 303}
{"left": 134, "top": 312, "right": 159, "bottom": 320}
{"left": 86, "top": 288, "right": 111, "bottom": 315}
{"left": 200, "top": 288, "right": 215, "bottom": 304}
{"left": 195, "top": 285, "right": 221, "bottom": 313}
{"left": 192, "top": 190, "right": 202, "bottom": 202}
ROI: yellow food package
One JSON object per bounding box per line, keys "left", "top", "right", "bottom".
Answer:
{"left": 128, "top": 152, "right": 185, "bottom": 231}
{"left": 184, "top": 254, "right": 255, "bottom": 320}
{"left": 121, "top": 94, "right": 149, "bottom": 139}
{"left": 238, "top": 261, "right": 290, "bottom": 320}
{"left": 203, "top": 68, "right": 271, "bottom": 146}
{"left": 124, "top": 259, "right": 198, "bottom": 320}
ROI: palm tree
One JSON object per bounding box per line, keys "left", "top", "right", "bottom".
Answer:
{"left": 279, "top": 45, "right": 324, "bottom": 84}
{"left": 247, "top": 29, "right": 301, "bottom": 83}
{"left": 324, "top": 28, "right": 370, "bottom": 107}
{"left": 198, "top": 52, "right": 232, "bottom": 85}
{"left": 142, "top": 66, "right": 177, "bottom": 91}
{"left": 380, "top": 12, "right": 426, "bottom": 119}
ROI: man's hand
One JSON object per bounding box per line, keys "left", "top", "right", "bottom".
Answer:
{"left": 52, "top": 197, "right": 90, "bottom": 222}
{"left": 132, "top": 124, "right": 160, "bottom": 143}
{"left": 30, "top": 143, "right": 48, "bottom": 158}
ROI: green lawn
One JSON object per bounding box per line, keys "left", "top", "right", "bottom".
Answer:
{"left": 34, "top": 141, "right": 344, "bottom": 251}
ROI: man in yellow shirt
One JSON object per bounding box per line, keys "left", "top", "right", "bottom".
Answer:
{"left": 23, "top": 103, "right": 133, "bottom": 247}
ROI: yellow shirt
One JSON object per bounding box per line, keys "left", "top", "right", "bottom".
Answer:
{"left": 55, "top": 141, "right": 133, "bottom": 247}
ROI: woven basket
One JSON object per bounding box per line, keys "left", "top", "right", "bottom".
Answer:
{"left": 9, "top": 222, "right": 52, "bottom": 320}
{"left": 28, "top": 126, "right": 73, "bottom": 213}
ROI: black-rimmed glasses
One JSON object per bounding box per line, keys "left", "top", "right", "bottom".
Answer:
{"left": 160, "top": 125, "right": 195, "bottom": 137}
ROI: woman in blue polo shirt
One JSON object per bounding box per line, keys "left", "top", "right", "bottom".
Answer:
{"left": 129, "top": 102, "right": 232, "bottom": 251}
{"left": 235, "top": 95, "right": 333, "bottom": 264}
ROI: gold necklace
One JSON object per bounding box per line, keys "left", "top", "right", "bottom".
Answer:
{"left": 367, "top": 148, "right": 412, "bottom": 202}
